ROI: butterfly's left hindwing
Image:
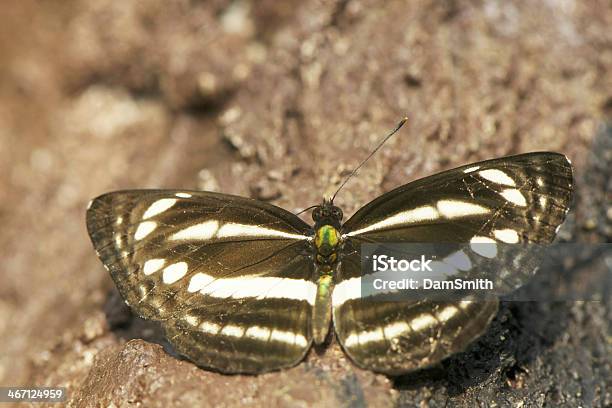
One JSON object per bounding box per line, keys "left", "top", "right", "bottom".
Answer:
{"left": 333, "top": 152, "right": 573, "bottom": 374}
{"left": 86, "top": 190, "right": 315, "bottom": 374}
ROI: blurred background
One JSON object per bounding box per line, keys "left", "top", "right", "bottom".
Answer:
{"left": 0, "top": 0, "right": 609, "bottom": 406}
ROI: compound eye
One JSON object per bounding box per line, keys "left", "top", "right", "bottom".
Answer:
{"left": 333, "top": 208, "right": 343, "bottom": 220}
{"left": 312, "top": 208, "right": 321, "bottom": 221}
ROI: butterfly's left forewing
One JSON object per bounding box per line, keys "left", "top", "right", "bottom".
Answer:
{"left": 87, "top": 190, "right": 316, "bottom": 374}
{"left": 334, "top": 152, "right": 573, "bottom": 374}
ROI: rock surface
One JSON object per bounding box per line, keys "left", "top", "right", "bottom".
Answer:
{"left": 0, "top": 0, "right": 610, "bottom": 407}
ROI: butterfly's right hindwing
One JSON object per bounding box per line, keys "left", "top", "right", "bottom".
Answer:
{"left": 86, "top": 190, "right": 315, "bottom": 373}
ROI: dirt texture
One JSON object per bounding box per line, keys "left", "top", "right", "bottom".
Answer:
{"left": 0, "top": 0, "right": 610, "bottom": 407}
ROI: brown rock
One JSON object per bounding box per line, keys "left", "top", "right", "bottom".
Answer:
{"left": 0, "top": 0, "right": 609, "bottom": 407}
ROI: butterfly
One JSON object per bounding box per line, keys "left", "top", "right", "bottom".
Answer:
{"left": 86, "top": 141, "right": 573, "bottom": 374}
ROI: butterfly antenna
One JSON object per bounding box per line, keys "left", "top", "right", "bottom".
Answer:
{"left": 331, "top": 117, "right": 408, "bottom": 203}
{"left": 295, "top": 204, "right": 320, "bottom": 216}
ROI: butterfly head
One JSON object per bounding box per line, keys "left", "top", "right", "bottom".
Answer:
{"left": 312, "top": 198, "right": 343, "bottom": 229}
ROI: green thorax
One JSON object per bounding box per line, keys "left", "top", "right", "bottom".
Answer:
{"left": 315, "top": 224, "right": 339, "bottom": 255}
{"left": 314, "top": 224, "right": 340, "bottom": 272}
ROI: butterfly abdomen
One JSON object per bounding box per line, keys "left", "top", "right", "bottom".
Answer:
{"left": 313, "top": 274, "right": 333, "bottom": 344}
